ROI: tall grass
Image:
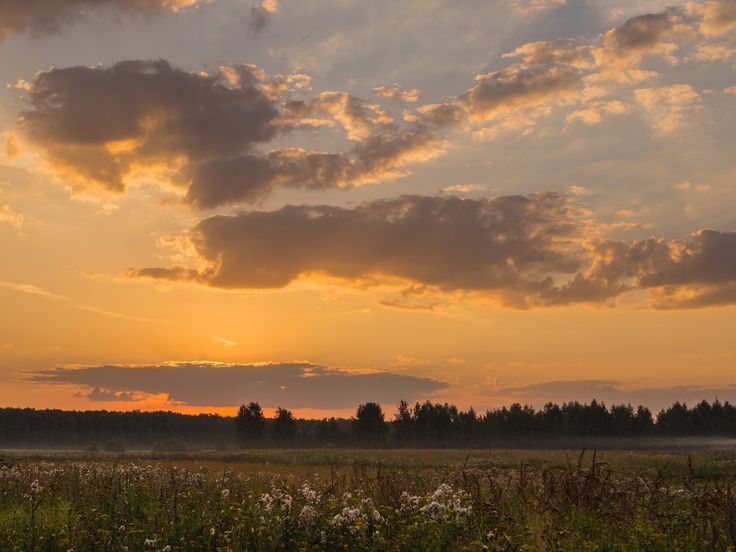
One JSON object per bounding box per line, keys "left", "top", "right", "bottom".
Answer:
{"left": 1, "top": 449, "right": 735, "bottom": 550}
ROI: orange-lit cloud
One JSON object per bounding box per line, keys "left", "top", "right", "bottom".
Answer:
{"left": 130, "top": 193, "right": 736, "bottom": 309}
{"left": 634, "top": 84, "right": 702, "bottom": 133}
{"left": 687, "top": 1, "right": 736, "bottom": 36}
{"left": 16, "top": 6, "right": 734, "bottom": 211}
{"left": 373, "top": 84, "right": 421, "bottom": 103}
{"left": 19, "top": 60, "right": 444, "bottom": 208}
{"left": 31, "top": 362, "right": 447, "bottom": 409}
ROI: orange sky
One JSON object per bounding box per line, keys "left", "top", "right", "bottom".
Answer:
{"left": 1, "top": 0, "right": 735, "bottom": 417}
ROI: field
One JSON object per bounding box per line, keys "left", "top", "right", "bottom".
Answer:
{"left": 2, "top": 448, "right": 736, "bottom": 551}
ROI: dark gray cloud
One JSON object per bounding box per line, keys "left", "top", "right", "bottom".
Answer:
{"left": 131, "top": 192, "right": 736, "bottom": 309}
{"left": 31, "top": 362, "right": 447, "bottom": 408}
{"left": 0, "top": 0, "right": 206, "bottom": 40}
{"left": 184, "top": 125, "right": 443, "bottom": 208}
{"left": 19, "top": 59, "right": 444, "bottom": 207}
{"left": 132, "top": 192, "right": 585, "bottom": 304}
{"left": 20, "top": 60, "right": 280, "bottom": 192}
{"left": 498, "top": 379, "right": 736, "bottom": 412}
{"left": 603, "top": 12, "right": 676, "bottom": 55}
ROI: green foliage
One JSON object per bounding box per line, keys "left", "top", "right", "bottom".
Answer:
{"left": 1, "top": 449, "right": 736, "bottom": 551}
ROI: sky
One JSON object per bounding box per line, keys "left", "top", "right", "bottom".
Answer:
{"left": 0, "top": 0, "right": 735, "bottom": 417}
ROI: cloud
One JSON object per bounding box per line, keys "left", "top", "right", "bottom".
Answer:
{"left": 0, "top": 0, "right": 207, "bottom": 41}
{"left": 184, "top": 125, "right": 445, "bottom": 208}
{"left": 543, "top": 229, "right": 736, "bottom": 308}
{"left": 376, "top": 299, "right": 441, "bottom": 312}
{"left": 214, "top": 336, "right": 239, "bottom": 346}
{"left": 502, "top": 39, "right": 595, "bottom": 70}
{"left": 20, "top": 60, "right": 280, "bottom": 194}
{"left": 373, "top": 84, "right": 420, "bottom": 103}
{"left": 419, "top": 64, "right": 581, "bottom": 127}
{"left": 19, "top": 60, "right": 445, "bottom": 208}
{"left": 131, "top": 192, "right": 587, "bottom": 306}
{"left": 250, "top": 0, "right": 279, "bottom": 32}
{"left": 497, "top": 379, "right": 736, "bottom": 412}
{"left": 0, "top": 279, "right": 170, "bottom": 323}
{"left": 687, "top": 1, "right": 736, "bottom": 37}
{"left": 510, "top": 0, "right": 567, "bottom": 16}
{"left": 464, "top": 64, "right": 581, "bottom": 122}
{"left": 634, "top": 84, "right": 702, "bottom": 133}
{"left": 82, "top": 388, "right": 137, "bottom": 402}
{"left": 412, "top": 10, "right": 693, "bottom": 135}
{"left": 4, "top": 134, "right": 20, "bottom": 159}
{"left": 596, "top": 11, "right": 686, "bottom": 81}
{"left": 389, "top": 355, "right": 429, "bottom": 367}
{"left": 14, "top": 7, "right": 734, "bottom": 207}
{"left": 30, "top": 362, "right": 447, "bottom": 408}
{"left": 688, "top": 42, "right": 736, "bottom": 62}
{"left": 565, "top": 100, "right": 633, "bottom": 126}
{"left": 0, "top": 202, "right": 24, "bottom": 231}
{"left": 441, "top": 184, "right": 482, "bottom": 194}
{"left": 130, "top": 192, "right": 736, "bottom": 309}
{"left": 285, "top": 91, "right": 394, "bottom": 141}
{"left": 0, "top": 280, "right": 65, "bottom": 300}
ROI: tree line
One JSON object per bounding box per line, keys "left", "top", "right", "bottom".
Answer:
{"left": 1, "top": 399, "right": 736, "bottom": 449}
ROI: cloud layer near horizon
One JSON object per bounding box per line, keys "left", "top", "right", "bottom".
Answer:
{"left": 130, "top": 192, "right": 736, "bottom": 309}
{"left": 30, "top": 362, "right": 447, "bottom": 409}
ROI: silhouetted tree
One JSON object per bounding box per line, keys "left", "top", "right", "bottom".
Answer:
{"left": 657, "top": 402, "right": 690, "bottom": 435}
{"left": 235, "top": 402, "right": 265, "bottom": 447}
{"left": 353, "top": 402, "right": 388, "bottom": 446}
{"left": 2, "top": 398, "right": 736, "bottom": 450}
{"left": 634, "top": 405, "right": 654, "bottom": 434}
{"left": 393, "top": 400, "right": 414, "bottom": 446}
{"left": 272, "top": 407, "right": 297, "bottom": 444}
{"left": 314, "top": 417, "right": 347, "bottom": 447}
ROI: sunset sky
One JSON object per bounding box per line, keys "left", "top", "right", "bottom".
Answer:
{"left": 1, "top": 0, "right": 735, "bottom": 417}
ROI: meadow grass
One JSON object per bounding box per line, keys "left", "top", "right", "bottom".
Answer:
{"left": 1, "top": 448, "right": 736, "bottom": 550}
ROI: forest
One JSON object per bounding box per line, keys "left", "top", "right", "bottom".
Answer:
{"left": 1, "top": 399, "right": 735, "bottom": 450}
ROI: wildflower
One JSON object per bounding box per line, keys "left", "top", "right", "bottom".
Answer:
{"left": 221, "top": 488, "right": 230, "bottom": 499}
{"left": 299, "top": 504, "right": 316, "bottom": 523}
{"left": 30, "top": 479, "right": 43, "bottom": 494}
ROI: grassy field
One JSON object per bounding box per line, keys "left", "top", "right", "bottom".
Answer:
{"left": 2, "top": 448, "right": 736, "bottom": 551}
